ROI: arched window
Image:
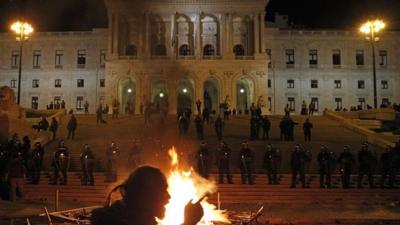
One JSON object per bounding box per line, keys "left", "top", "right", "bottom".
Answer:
{"left": 154, "top": 44, "right": 167, "bottom": 56}
{"left": 203, "top": 45, "right": 215, "bottom": 56}
{"left": 179, "top": 44, "right": 191, "bottom": 56}
{"left": 233, "top": 44, "right": 245, "bottom": 56}
{"left": 126, "top": 45, "right": 137, "bottom": 56}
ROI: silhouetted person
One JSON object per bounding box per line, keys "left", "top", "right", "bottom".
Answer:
{"left": 263, "top": 144, "right": 281, "bottom": 184}
{"left": 91, "top": 166, "right": 204, "bottom": 225}
{"left": 8, "top": 153, "right": 25, "bottom": 201}
{"left": 380, "top": 145, "right": 395, "bottom": 188}
{"left": 196, "top": 142, "right": 210, "bottom": 179}
{"left": 303, "top": 118, "right": 313, "bottom": 142}
{"left": 238, "top": 141, "right": 254, "bottom": 185}
{"left": 80, "top": 144, "right": 95, "bottom": 186}
{"left": 106, "top": 141, "right": 119, "bottom": 182}
{"left": 290, "top": 145, "right": 306, "bottom": 188}
{"left": 216, "top": 142, "right": 233, "bottom": 184}
{"left": 261, "top": 116, "right": 271, "bottom": 140}
{"left": 194, "top": 115, "right": 204, "bottom": 140}
{"left": 214, "top": 116, "right": 224, "bottom": 141}
{"left": 357, "top": 143, "right": 376, "bottom": 188}
{"left": 49, "top": 118, "right": 58, "bottom": 141}
{"left": 51, "top": 141, "right": 70, "bottom": 185}
{"left": 67, "top": 114, "right": 77, "bottom": 140}
{"left": 338, "top": 145, "right": 355, "bottom": 188}
{"left": 31, "top": 142, "right": 44, "bottom": 184}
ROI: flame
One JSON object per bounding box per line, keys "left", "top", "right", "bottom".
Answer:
{"left": 157, "top": 147, "right": 230, "bottom": 225}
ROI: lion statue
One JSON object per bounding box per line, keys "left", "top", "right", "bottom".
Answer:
{"left": 0, "top": 86, "right": 17, "bottom": 111}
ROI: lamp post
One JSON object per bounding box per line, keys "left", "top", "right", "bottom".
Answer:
{"left": 10, "top": 21, "right": 34, "bottom": 105}
{"left": 360, "top": 19, "right": 385, "bottom": 109}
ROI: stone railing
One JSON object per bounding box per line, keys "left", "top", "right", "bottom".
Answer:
{"left": 324, "top": 110, "right": 395, "bottom": 149}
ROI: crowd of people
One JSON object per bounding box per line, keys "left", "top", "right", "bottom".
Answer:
{"left": 195, "top": 140, "right": 400, "bottom": 189}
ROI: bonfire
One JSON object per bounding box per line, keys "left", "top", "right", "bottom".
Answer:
{"left": 157, "top": 147, "right": 230, "bottom": 225}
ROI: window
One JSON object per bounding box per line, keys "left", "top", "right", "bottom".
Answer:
{"left": 382, "top": 98, "right": 390, "bottom": 105}
{"left": 203, "top": 45, "right": 216, "bottom": 56}
{"left": 31, "top": 96, "right": 39, "bottom": 109}
{"left": 32, "top": 79, "right": 39, "bottom": 88}
{"left": 334, "top": 80, "right": 342, "bottom": 89}
{"left": 55, "top": 79, "right": 62, "bottom": 88}
{"left": 179, "top": 44, "right": 191, "bottom": 56}
{"left": 309, "top": 49, "right": 318, "bottom": 66}
{"left": 311, "top": 97, "right": 319, "bottom": 111}
{"left": 267, "top": 79, "right": 271, "bottom": 88}
{"left": 311, "top": 80, "right": 318, "bottom": 88}
{"left": 358, "top": 98, "right": 366, "bottom": 109}
{"left": 11, "top": 50, "right": 19, "bottom": 69}
{"left": 126, "top": 45, "right": 137, "bottom": 56}
{"left": 33, "top": 50, "right": 41, "bottom": 68}
{"left": 381, "top": 80, "right": 388, "bottom": 89}
{"left": 285, "top": 49, "right": 295, "bottom": 67}
{"left": 100, "top": 49, "right": 106, "bottom": 67}
{"left": 287, "top": 97, "right": 295, "bottom": 111}
{"left": 356, "top": 50, "right": 364, "bottom": 66}
{"left": 379, "top": 50, "right": 387, "bottom": 67}
{"left": 233, "top": 45, "right": 245, "bottom": 57}
{"left": 55, "top": 50, "right": 63, "bottom": 68}
{"left": 100, "top": 79, "right": 105, "bottom": 88}
{"left": 154, "top": 45, "right": 167, "bottom": 56}
{"left": 77, "top": 50, "right": 86, "bottom": 68}
{"left": 76, "top": 96, "right": 84, "bottom": 110}
{"left": 287, "top": 79, "right": 294, "bottom": 88}
{"left": 54, "top": 96, "right": 61, "bottom": 109}
{"left": 266, "top": 49, "right": 271, "bottom": 67}
{"left": 358, "top": 80, "right": 365, "bottom": 89}
{"left": 332, "top": 49, "right": 341, "bottom": 66}
{"left": 77, "top": 79, "right": 84, "bottom": 88}
{"left": 10, "top": 79, "right": 17, "bottom": 88}
{"left": 335, "top": 98, "right": 342, "bottom": 111}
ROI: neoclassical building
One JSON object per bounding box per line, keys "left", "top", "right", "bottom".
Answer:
{"left": 104, "top": 0, "right": 269, "bottom": 115}
{"left": 0, "top": 0, "right": 399, "bottom": 114}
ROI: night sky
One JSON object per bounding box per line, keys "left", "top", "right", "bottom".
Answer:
{"left": 0, "top": 0, "right": 399, "bottom": 32}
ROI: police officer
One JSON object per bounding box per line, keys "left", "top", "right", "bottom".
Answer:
{"left": 31, "top": 142, "right": 44, "bottom": 184}
{"left": 216, "top": 141, "right": 233, "bottom": 184}
{"left": 194, "top": 115, "right": 204, "bottom": 140}
{"left": 303, "top": 118, "right": 313, "bottom": 142}
{"left": 357, "top": 143, "right": 375, "bottom": 188}
{"left": 338, "top": 145, "right": 355, "bottom": 188}
{"left": 51, "top": 141, "right": 70, "bottom": 185}
{"left": 196, "top": 142, "right": 210, "bottom": 179}
{"left": 261, "top": 116, "right": 271, "bottom": 140}
{"left": 290, "top": 144, "right": 306, "bottom": 188}
{"left": 317, "top": 145, "right": 334, "bottom": 188}
{"left": 80, "top": 144, "right": 95, "bottom": 186}
{"left": 238, "top": 141, "right": 254, "bottom": 185}
{"left": 380, "top": 145, "right": 394, "bottom": 188}
{"left": 214, "top": 116, "right": 224, "bottom": 141}
{"left": 263, "top": 144, "right": 281, "bottom": 184}
{"left": 106, "top": 141, "right": 119, "bottom": 182}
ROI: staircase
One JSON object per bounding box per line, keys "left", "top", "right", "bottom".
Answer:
{"left": 24, "top": 172, "right": 400, "bottom": 206}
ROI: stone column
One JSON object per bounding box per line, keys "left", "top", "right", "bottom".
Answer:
{"left": 219, "top": 14, "right": 225, "bottom": 57}
{"left": 195, "top": 13, "right": 202, "bottom": 58}
{"left": 253, "top": 13, "right": 260, "bottom": 56}
{"left": 226, "top": 13, "right": 234, "bottom": 59}
{"left": 170, "top": 13, "right": 176, "bottom": 59}
{"left": 260, "top": 12, "right": 266, "bottom": 55}
{"left": 108, "top": 13, "right": 114, "bottom": 55}
{"left": 144, "top": 12, "right": 150, "bottom": 58}
{"left": 113, "top": 13, "right": 120, "bottom": 57}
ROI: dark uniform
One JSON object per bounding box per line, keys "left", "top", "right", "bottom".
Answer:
{"left": 67, "top": 114, "right": 77, "bottom": 140}
{"left": 238, "top": 142, "right": 254, "bottom": 185}
{"left": 51, "top": 142, "right": 70, "bottom": 185}
{"left": 380, "top": 146, "right": 394, "bottom": 188}
{"left": 357, "top": 144, "right": 376, "bottom": 188}
{"left": 338, "top": 146, "right": 355, "bottom": 188}
{"left": 214, "top": 117, "right": 224, "bottom": 141}
{"left": 263, "top": 144, "right": 281, "bottom": 184}
{"left": 106, "top": 142, "right": 119, "bottom": 182}
{"left": 80, "top": 144, "right": 95, "bottom": 185}
{"left": 31, "top": 142, "right": 44, "bottom": 184}
{"left": 261, "top": 116, "right": 271, "bottom": 140}
{"left": 196, "top": 142, "right": 210, "bottom": 179}
{"left": 194, "top": 116, "right": 204, "bottom": 140}
{"left": 317, "top": 146, "right": 335, "bottom": 188}
{"left": 290, "top": 145, "right": 307, "bottom": 188}
{"left": 216, "top": 142, "right": 233, "bottom": 184}
{"left": 303, "top": 119, "right": 313, "bottom": 142}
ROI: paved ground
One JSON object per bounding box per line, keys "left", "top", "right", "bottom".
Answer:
{"left": 42, "top": 113, "right": 375, "bottom": 174}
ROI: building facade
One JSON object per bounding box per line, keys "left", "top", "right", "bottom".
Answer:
{"left": 0, "top": 0, "right": 399, "bottom": 114}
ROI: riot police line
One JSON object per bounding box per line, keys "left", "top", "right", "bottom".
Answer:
{"left": 195, "top": 140, "right": 400, "bottom": 189}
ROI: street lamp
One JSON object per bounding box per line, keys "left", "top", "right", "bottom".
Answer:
{"left": 10, "top": 21, "right": 34, "bottom": 105}
{"left": 360, "top": 19, "right": 385, "bottom": 108}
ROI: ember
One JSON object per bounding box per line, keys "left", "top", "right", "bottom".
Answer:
{"left": 157, "top": 147, "right": 230, "bottom": 225}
